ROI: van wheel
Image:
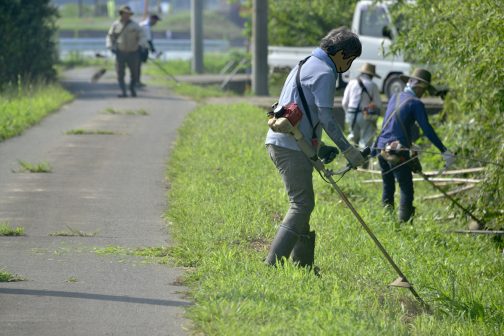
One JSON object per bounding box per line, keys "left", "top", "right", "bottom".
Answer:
{"left": 384, "top": 74, "right": 405, "bottom": 98}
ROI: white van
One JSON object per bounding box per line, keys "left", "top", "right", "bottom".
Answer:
{"left": 268, "top": 0, "right": 411, "bottom": 97}
{"left": 344, "top": 0, "right": 410, "bottom": 97}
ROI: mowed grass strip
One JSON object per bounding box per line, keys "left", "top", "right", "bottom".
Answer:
{"left": 165, "top": 103, "right": 504, "bottom": 335}
{"left": 0, "top": 84, "right": 73, "bottom": 142}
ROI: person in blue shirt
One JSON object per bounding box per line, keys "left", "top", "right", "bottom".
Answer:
{"left": 374, "top": 68, "right": 455, "bottom": 222}
{"left": 264, "top": 28, "right": 365, "bottom": 271}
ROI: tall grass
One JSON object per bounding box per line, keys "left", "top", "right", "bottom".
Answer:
{"left": 165, "top": 103, "right": 504, "bottom": 335}
{"left": 0, "top": 83, "right": 73, "bottom": 141}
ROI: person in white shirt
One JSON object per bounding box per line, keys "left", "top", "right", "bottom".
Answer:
{"left": 138, "top": 14, "right": 161, "bottom": 86}
{"left": 342, "top": 63, "right": 382, "bottom": 152}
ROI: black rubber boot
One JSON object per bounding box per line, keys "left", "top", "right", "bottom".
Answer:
{"left": 129, "top": 83, "right": 137, "bottom": 97}
{"left": 118, "top": 82, "right": 127, "bottom": 97}
{"left": 399, "top": 205, "right": 415, "bottom": 223}
{"left": 265, "top": 226, "right": 299, "bottom": 266}
{"left": 290, "top": 231, "right": 320, "bottom": 276}
{"left": 290, "top": 231, "right": 316, "bottom": 267}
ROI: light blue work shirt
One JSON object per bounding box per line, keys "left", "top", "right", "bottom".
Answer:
{"left": 265, "top": 48, "right": 351, "bottom": 152}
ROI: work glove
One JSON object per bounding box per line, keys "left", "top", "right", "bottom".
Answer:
{"left": 442, "top": 150, "right": 456, "bottom": 169}
{"left": 343, "top": 146, "right": 365, "bottom": 168}
{"left": 318, "top": 144, "right": 339, "bottom": 164}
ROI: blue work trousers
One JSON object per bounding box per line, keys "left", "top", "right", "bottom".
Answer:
{"left": 378, "top": 155, "right": 414, "bottom": 208}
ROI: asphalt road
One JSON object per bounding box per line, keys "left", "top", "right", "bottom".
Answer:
{"left": 0, "top": 68, "right": 196, "bottom": 336}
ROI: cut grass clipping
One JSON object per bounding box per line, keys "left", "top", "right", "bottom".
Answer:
{"left": 49, "top": 225, "right": 98, "bottom": 237}
{"left": 16, "top": 160, "right": 52, "bottom": 173}
{"left": 104, "top": 107, "right": 148, "bottom": 116}
{"left": 0, "top": 222, "right": 25, "bottom": 236}
{"left": 94, "top": 245, "right": 170, "bottom": 264}
{"left": 0, "top": 269, "right": 25, "bottom": 282}
{"left": 65, "top": 129, "right": 119, "bottom": 135}
{"left": 164, "top": 103, "right": 504, "bottom": 335}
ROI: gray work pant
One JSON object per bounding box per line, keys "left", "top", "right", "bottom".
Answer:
{"left": 116, "top": 50, "right": 140, "bottom": 88}
{"left": 267, "top": 144, "right": 315, "bottom": 235}
{"left": 346, "top": 112, "right": 377, "bottom": 149}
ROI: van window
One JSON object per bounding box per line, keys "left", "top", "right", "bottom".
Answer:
{"left": 359, "top": 5, "right": 390, "bottom": 38}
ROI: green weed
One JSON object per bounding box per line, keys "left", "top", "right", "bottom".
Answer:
{"left": 17, "top": 160, "right": 52, "bottom": 173}
{"left": 93, "top": 245, "right": 171, "bottom": 264}
{"left": 0, "top": 222, "right": 25, "bottom": 236}
{"left": 164, "top": 103, "right": 504, "bottom": 335}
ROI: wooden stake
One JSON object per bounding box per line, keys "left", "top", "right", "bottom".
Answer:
{"left": 363, "top": 178, "right": 481, "bottom": 184}
{"left": 357, "top": 167, "right": 485, "bottom": 175}
{"left": 422, "top": 184, "right": 476, "bottom": 200}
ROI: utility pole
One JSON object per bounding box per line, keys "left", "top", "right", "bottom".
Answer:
{"left": 252, "top": 0, "right": 268, "bottom": 96}
{"left": 78, "top": 0, "right": 84, "bottom": 18}
{"left": 191, "top": 0, "right": 204, "bottom": 74}
{"left": 144, "top": 0, "right": 149, "bottom": 19}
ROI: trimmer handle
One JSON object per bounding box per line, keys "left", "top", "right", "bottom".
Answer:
{"left": 334, "top": 147, "right": 371, "bottom": 175}
{"left": 360, "top": 147, "right": 371, "bottom": 158}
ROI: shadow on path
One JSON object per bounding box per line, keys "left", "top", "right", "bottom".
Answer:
{"left": 0, "top": 287, "right": 191, "bottom": 307}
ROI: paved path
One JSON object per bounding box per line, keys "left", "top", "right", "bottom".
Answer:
{"left": 0, "top": 68, "right": 195, "bottom": 336}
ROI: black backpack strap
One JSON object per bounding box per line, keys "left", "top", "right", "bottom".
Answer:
{"left": 296, "top": 56, "right": 319, "bottom": 144}
{"left": 357, "top": 77, "right": 373, "bottom": 101}
{"left": 372, "top": 94, "right": 413, "bottom": 150}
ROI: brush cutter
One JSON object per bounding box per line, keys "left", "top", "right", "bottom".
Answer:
{"left": 417, "top": 171, "right": 486, "bottom": 228}
{"left": 268, "top": 116, "right": 429, "bottom": 309}
{"left": 91, "top": 53, "right": 108, "bottom": 83}
{"left": 149, "top": 58, "right": 179, "bottom": 83}
{"left": 380, "top": 152, "right": 486, "bottom": 229}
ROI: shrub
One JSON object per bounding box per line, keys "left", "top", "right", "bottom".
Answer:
{"left": 0, "top": 0, "right": 59, "bottom": 86}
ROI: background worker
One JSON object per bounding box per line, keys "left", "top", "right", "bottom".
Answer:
{"left": 138, "top": 14, "right": 161, "bottom": 87}
{"left": 265, "top": 28, "right": 366, "bottom": 270}
{"left": 342, "top": 63, "right": 382, "bottom": 164}
{"left": 374, "top": 68, "right": 456, "bottom": 222}
{"left": 106, "top": 5, "right": 147, "bottom": 97}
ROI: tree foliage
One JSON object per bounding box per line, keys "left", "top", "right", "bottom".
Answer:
{"left": 391, "top": 0, "right": 504, "bottom": 226}
{"left": 268, "top": 0, "right": 355, "bottom": 46}
{"left": 0, "top": 0, "right": 59, "bottom": 85}
{"left": 238, "top": 0, "right": 356, "bottom": 46}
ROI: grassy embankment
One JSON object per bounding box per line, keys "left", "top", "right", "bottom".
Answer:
{"left": 165, "top": 103, "right": 503, "bottom": 335}
{"left": 0, "top": 84, "right": 73, "bottom": 142}
{"left": 57, "top": 9, "right": 243, "bottom": 41}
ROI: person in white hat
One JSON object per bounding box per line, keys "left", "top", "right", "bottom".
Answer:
{"left": 342, "top": 62, "right": 383, "bottom": 161}
{"left": 106, "top": 6, "right": 147, "bottom": 97}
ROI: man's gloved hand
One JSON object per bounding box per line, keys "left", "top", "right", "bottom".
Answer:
{"left": 318, "top": 144, "right": 339, "bottom": 164}
{"left": 442, "top": 150, "right": 456, "bottom": 169}
{"left": 343, "top": 146, "right": 365, "bottom": 168}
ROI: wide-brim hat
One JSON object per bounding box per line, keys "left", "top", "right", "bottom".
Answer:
{"left": 119, "top": 5, "right": 134, "bottom": 15}
{"left": 400, "top": 68, "right": 437, "bottom": 94}
{"left": 359, "top": 63, "right": 381, "bottom": 78}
